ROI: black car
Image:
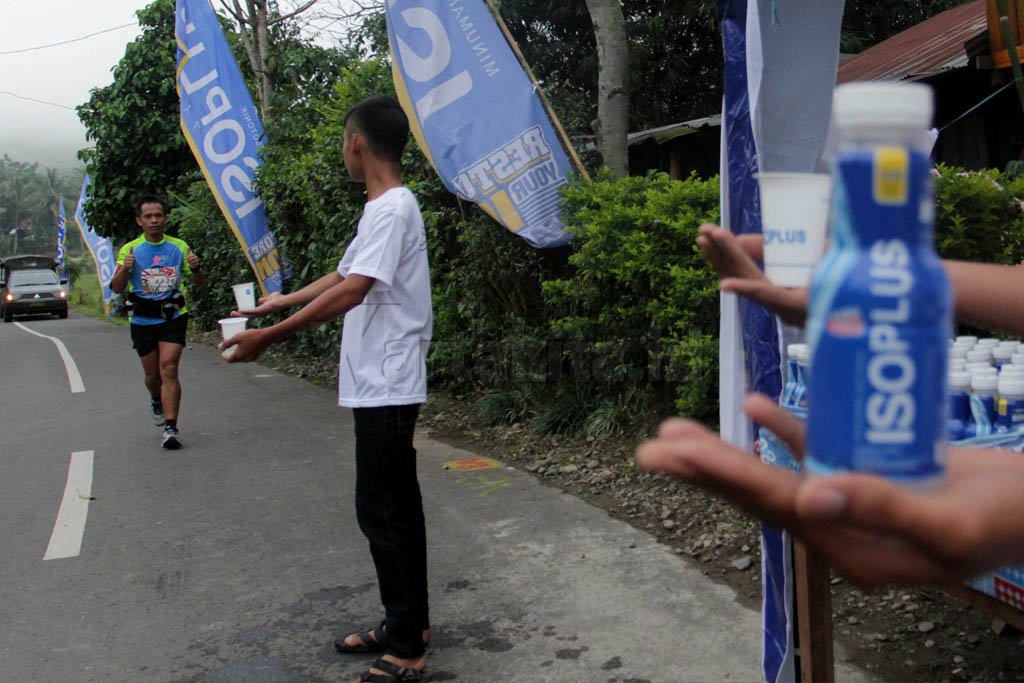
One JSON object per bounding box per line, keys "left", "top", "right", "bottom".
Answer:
{"left": 1, "top": 267, "right": 68, "bottom": 322}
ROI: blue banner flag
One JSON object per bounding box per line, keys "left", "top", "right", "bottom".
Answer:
{"left": 56, "top": 198, "right": 67, "bottom": 282}
{"left": 386, "top": 0, "right": 575, "bottom": 248}
{"left": 175, "top": 0, "right": 286, "bottom": 294}
{"left": 74, "top": 175, "right": 117, "bottom": 313}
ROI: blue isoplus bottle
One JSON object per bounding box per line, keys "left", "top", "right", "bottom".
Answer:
{"left": 805, "top": 83, "right": 951, "bottom": 486}
{"left": 997, "top": 368, "right": 1024, "bottom": 433}
{"left": 947, "top": 370, "right": 972, "bottom": 441}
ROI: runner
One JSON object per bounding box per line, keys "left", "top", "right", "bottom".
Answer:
{"left": 110, "top": 196, "right": 203, "bottom": 450}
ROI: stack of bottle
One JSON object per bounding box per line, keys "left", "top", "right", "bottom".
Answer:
{"left": 948, "top": 336, "right": 1024, "bottom": 440}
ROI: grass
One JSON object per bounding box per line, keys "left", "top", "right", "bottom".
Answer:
{"left": 69, "top": 268, "right": 128, "bottom": 327}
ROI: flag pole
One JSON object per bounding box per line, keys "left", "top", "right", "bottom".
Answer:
{"left": 482, "top": 0, "right": 591, "bottom": 181}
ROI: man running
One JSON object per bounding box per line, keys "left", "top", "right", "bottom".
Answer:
{"left": 110, "top": 196, "right": 203, "bottom": 449}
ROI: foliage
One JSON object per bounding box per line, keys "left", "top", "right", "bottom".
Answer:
{"left": 934, "top": 165, "right": 1024, "bottom": 265}
{"left": 840, "top": 0, "right": 967, "bottom": 53}
{"left": 77, "top": 0, "right": 199, "bottom": 242}
{"left": 0, "top": 156, "right": 84, "bottom": 256}
{"left": 542, "top": 171, "right": 722, "bottom": 425}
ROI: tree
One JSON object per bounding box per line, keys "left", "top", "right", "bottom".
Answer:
{"left": 584, "top": 0, "right": 629, "bottom": 176}
{"left": 841, "top": 0, "right": 967, "bottom": 53}
{"left": 220, "top": 0, "right": 320, "bottom": 122}
{"left": 76, "top": 0, "right": 197, "bottom": 242}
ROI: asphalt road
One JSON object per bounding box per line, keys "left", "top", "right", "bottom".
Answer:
{"left": 0, "top": 312, "right": 873, "bottom": 683}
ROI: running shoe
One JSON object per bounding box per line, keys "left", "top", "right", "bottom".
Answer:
{"left": 162, "top": 425, "right": 182, "bottom": 450}
{"left": 151, "top": 400, "right": 165, "bottom": 427}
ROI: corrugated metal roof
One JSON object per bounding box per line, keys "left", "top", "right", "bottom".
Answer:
{"left": 627, "top": 115, "right": 721, "bottom": 147}
{"left": 837, "top": 0, "right": 988, "bottom": 83}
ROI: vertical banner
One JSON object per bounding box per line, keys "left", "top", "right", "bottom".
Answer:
{"left": 175, "top": 0, "right": 286, "bottom": 295}
{"left": 386, "top": 0, "right": 575, "bottom": 248}
{"left": 74, "top": 176, "right": 117, "bottom": 314}
{"left": 56, "top": 199, "right": 68, "bottom": 284}
{"left": 717, "top": 1, "right": 788, "bottom": 681}
{"left": 718, "top": 2, "right": 845, "bottom": 682}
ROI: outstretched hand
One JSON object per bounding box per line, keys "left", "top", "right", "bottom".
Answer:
{"left": 219, "top": 328, "right": 271, "bottom": 363}
{"left": 637, "top": 394, "right": 1024, "bottom": 586}
{"left": 231, "top": 291, "right": 287, "bottom": 318}
{"left": 696, "top": 224, "right": 809, "bottom": 327}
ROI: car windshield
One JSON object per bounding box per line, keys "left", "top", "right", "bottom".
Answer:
{"left": 10, "top": 270, "right": 59, "bottom": 286}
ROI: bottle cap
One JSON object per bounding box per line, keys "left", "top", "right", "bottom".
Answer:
{"left": 796, "top": 346, "right": 810, "bottom": 365}
{"left": 787, "top": 343, "right": 807, "bottom": 360}
{"left": 977, "top": 338, "right": 1000, "bottom": 349}
{"left": 949, "top": 346, "right": 969, "bottom": 360}
{"left": 1001, "top": 364, "right": 1024, "bottom": 377}
{"left": 955, "top": 335, "right": 979, "bottom": 346}
{"left": 949, "top": 370, "right": 971, "bottom": 392}
{"left": 950, "top": 358, "right": 967, "bottom": 372}
{"left": 972, "top": 371, "right": 998, "bottom": 393}
{"left": 966, "top": 349, "right": 992, "bottom": 364}
{"left": 999, "top": 373, "right": 1024, "bottom": 398}
{"left": 993, "top": 346, "right": 1017, "bottom": 362}
{"left": 833, "top": 82, "right": 933, "bottom": 131}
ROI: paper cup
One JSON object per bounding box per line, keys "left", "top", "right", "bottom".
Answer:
{"left": 218, "top": 317, "right": 247, "bottom": 358}
{"left": 231, "top": 282, "right": 256, "bottom": 310}
{"left": 756, "top": 172, "right": 833, "bottom": 288}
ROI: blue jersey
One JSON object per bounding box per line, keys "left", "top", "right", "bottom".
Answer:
{"left": 116, "top": 235, "right": 193, "bottom": 326}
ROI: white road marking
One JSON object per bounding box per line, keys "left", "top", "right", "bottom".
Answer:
{"left": 14, "top": 322, "right": 85, "bottom": 393}
{"left": 44, "top": 451, "right": 94, "bottom": 561}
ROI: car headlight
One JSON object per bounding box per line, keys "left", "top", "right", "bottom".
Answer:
{"left": 3, "top": 294, "right": 12, "bottom": 302}
{"left": 59, "top": 290, "right": 67, "bottom": 299}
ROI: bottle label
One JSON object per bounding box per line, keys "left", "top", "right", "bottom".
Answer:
{"left": 874, "top": 147, "right": 909, "bottom": 205}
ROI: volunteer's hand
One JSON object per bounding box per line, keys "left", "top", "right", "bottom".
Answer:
{"left": 187, "top": 251, "right": 200, "bottom": 270}
{"left": 696, "top": 223, "right": 809, "bottom": 327}
{"left": 231, "top": 291, "right": 287, "bottom": 318}
{"left": 637, "top": 393, "right": 1024, "bottom": 586}
{"left": 219, "top": 328, "right": 271, "bottom": 362}
{"left": 122, "top": 247, "right": 135, "bottom": 271}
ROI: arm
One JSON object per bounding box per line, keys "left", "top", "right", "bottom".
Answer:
{"left": 699, "top": 224, "right": 1024, "bottom": 336}
{"left": 222, "top": 274, "right": 375, "bottom": 362}
{"left": 946, "top": 260, "right": 1024, "bottom": 338}
{"left": 109, "top": 247, "right": 134, "bottom": 294}
{"left": 232, "top": 271, "right": 344, "bottom": 317}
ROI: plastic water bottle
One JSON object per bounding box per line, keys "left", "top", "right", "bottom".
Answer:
{"left": 794, "top": 344, "right": 810, "bottom": 410}
{"left": 947, "top": 370, "right": 972, "bottom": 440}
{"left": 970, "top": 369, "right": 998, "bottom": 437}
{"left": 1013, "top": 352, "right": 1024, "bottom": 366}
{"left": 805, "top": 82, "right": 950, "bottom": 485}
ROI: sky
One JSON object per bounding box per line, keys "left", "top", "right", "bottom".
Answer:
{"left": 0, "top": 0, "right": 151, "bottom": 170}
{"left": 0, "top": 1, "right": 357, "bottom": 172}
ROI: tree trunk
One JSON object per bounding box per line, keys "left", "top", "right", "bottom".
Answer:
{"left": 584, "top": 0, "right": 629, "bottom": 177}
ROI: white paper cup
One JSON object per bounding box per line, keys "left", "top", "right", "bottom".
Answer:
{"left": 231, "top": 282, "right": 256, "bottom": 310}
{"left": 218, "top": 317, "right": 247, "bottom": 358}
{"left": 756, "top": 172, "right": 833, "bottom": 288}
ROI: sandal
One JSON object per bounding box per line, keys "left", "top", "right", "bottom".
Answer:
{"left": 335, "top": 621, "right": 387, "bottom": 654}
{"left": 356, "top": 657, "right": 425, "bottom": 682}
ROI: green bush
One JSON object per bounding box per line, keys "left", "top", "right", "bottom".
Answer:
{"left": 543, "top": 170, "right": 722, "bottom": 425}
{"left": 934, "top": 165, "right": 1024, "bottom": 264}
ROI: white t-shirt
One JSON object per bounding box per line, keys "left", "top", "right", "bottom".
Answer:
{"left": 336, "top": 187, "right": 432, "bottom": 408}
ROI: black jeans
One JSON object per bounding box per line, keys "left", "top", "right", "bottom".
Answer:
{"left": 353, "top": 404, "right": 429, "bottom": 659}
